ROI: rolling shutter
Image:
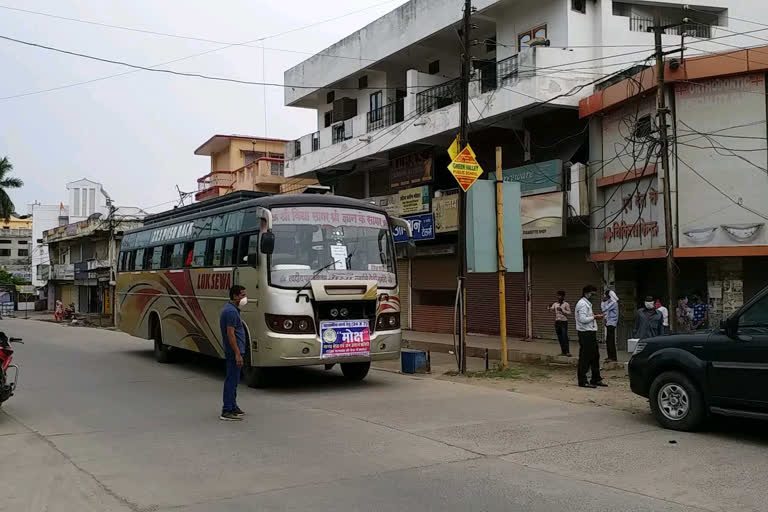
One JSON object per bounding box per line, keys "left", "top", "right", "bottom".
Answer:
{"left": 529, "top": 248, "right": 601, "bottom": 340}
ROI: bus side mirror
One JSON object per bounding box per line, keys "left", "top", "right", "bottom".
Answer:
{"left": 260, "top": 232, "right": 275, "bottom": 255}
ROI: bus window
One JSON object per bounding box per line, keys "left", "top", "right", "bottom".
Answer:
{"left": 238, "top": 233, "right": 259, "bottom": 265}
{"left": 210, "top": 215, "right": 226, "bottom": 237}
{"left": 193, "top": 217, "right": 211, "bottom": 239}
{"left": 150, "top": 247, "right": 163, "bottom": 269}
{"left": 170, "top": 243, "right": 185, "bottom": 268}
{"left": 223, "top": 236, "right": 235, "bottom": 265}
{"left": 191, "top": 241, "right": 206, "bottom": 267}
{"left": 204, "top": 239, "right": 216, "bottom": 266}
{"left": 161, "top": 245, "right": 173, "bottom": 268}
{"left": 135, "top": 249, "right": 145, "bottom": 271}
{"left": 212, "top": 238, "right": 224, "bottom": 266}
{"left": 119, "top": 252, "right": 126, "bottom": 271}
{"left": 226, "top": 211, "right": 244, "bottom": 233}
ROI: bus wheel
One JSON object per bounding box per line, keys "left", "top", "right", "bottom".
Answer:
{"left": 242, "top": 347, "right": 270, "bottom": 388}
{"left": 243, "top": 366, "right": 270, "bottom": 388}
{"left": 152, "top": 321, "right": 173, "bottom": 364}
{"left": 340, "top": 362, "right": 370, "bottom": 381}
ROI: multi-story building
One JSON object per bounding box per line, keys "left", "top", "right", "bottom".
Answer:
{"left": 29, "top": 202, "right": 68, "bottom": 288}
{"left": 193, "top": 134, "right": 317, "bottom": 201}
{"left": 581, "top": 43, "right": 768, "bottom": 342}
{"left": 282, "top": 0, "right": 760, "bottom": 338}
{"left": 42, "top": 208, "right": 145, "bottom": 321}
{"left": 67, "top": 178, "right": 112, "bottom": 223}
{"left": 0, "top": 216, "right": 32, "bottom": 282}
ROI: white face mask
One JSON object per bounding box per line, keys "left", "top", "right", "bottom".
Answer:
{"left": 644, "top": 301, "right": 655, "bottom": 310}
{"left": 239, "top": 296, "right": 248, "bottom": 307}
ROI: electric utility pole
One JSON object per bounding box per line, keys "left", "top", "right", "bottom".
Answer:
{"left": 653, "top": 15, "right": 678, "bottom": 332}
{"left": 457, "top": 0, "right": 472, "bottom": 373}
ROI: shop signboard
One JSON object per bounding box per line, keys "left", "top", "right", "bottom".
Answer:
{"left": 434, "top": 193, "right": 459, "bottom": 233}
{"left": 398, "top": 185, "right": 430, "bottom": 215}
{"left": 393, "top": 213, "right": 435, "bottom": 243}
{"left": 390, "top": 151, "right": 433, "bottom": 190}
{"left": 367, "top": 194, "right": 399, "bottom": 217}
{"left": 521, "top": 191, "right": 566, "bottom": 239}
{"left": 494, "top": 159, "right": 562, "bottom": 196}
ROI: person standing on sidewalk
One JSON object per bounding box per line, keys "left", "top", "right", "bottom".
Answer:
{"left": 220, "top": 285, "right": 248, "bottom": 421}
{"left": 634, "top": 296, "right": 663, "bottom": 339}
{"left": 575, "top": 285, "right": 605, "bottom": 388}
{"left": 549, "top": 291, "right": 572, "bottom": 357}
{"left": 601, "top": 290, "right": 619, "bottom": 362}
{"left": 655, "top": 298, "right": 670, "bottom": 335}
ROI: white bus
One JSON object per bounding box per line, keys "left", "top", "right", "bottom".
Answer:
{"left": 116, "top": 192, "right": 408, "bottom": 386}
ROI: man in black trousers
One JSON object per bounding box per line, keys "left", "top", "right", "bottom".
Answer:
{"left": 574, "top": 285, "right": 606, "bottom": 388}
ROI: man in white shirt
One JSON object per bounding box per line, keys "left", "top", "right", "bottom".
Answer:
{"left": 575, "top": 285, "right": 605, "bottom": 388}
{"left": 655, "top": 298, "right": 670, "bottom": 335}
{"left": 549, "top": 290, "right": 572, "bottom": 357}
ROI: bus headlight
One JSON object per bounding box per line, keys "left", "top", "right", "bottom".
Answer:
{"left": 330, "top": 308, "right": 339, "bottom": 318}
{"left": 340, "top": 307, "right": 349, "bottom": 318}
{"left": 376, "top": 313, "right": 400, "bottom": 330}
{"left": 265, "top": 314, "right": 315, "bottom": 334}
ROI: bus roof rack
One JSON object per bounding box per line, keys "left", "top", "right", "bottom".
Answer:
{"left": 302, "top": 185, "right": 332, "bottom": 194}
{"left": 143, "top": 191, "right": 270, "bottom": 226}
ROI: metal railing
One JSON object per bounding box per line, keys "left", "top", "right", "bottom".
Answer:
{"left": 416, "top": 78, "right": 461, "bottom": 114}
{"left": 629, "top": 17, "right": 711, "bottom": 38}
{"left": 0, "top": 229, "right": 31, "bottom": 238}
{"left": 332, "top": 119, "right": 353, "bottom": 144}
{"left": 497, "top": 55, "right": 519, "bottom": 88}
{"left": 367, "top": 99, "right": 404, "bottom": 132}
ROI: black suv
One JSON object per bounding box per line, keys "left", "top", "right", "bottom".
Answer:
{"left": 629, "top": 288, "right": 768, "bottom": 431}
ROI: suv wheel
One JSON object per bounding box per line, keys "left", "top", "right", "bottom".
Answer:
{"left": 649, "top": 371, "right": 704, "bottom": 431}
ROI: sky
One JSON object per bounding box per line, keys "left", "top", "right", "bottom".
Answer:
{"left": 0, "top": 0, "right": 408, "bottom": 214}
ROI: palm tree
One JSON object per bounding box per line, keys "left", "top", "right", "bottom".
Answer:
{"left": 0, "top": 157, "right": 23, "bottom": 221}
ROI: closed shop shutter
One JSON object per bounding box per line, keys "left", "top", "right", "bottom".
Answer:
{"left": 61, "top": 284, "right": 73, "bottom": 307}
{"left": 466, "top": 272, "right": 527, "bottom": 337}
{"left": 530, "top": 248, "right": 601, "bottom": 340}
{"left": 396, "top": 258, "right": 411, "bottom": 329}
{"left": 411, "top": 255, "right": 458, "bottom": 334}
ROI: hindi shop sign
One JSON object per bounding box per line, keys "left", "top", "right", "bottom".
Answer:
{"left": 390, "top": 151, "right": 433, "bottom": 190}
{"left": 448, "top": 145, "right": 483, "bottom": 192}
{"left": 398, "top": 185, "right": 430, "bottom": 215}
{"left": 393, "top": 213, "right": 435, "bottom": 243}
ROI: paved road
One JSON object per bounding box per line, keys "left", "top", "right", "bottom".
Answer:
{"left": 1, "top": 319, "right": 766, "bottom": 512}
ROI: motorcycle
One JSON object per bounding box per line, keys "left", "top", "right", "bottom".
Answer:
{"left": 63, "top": 303, "right": 76, "bottom": 321}
{"left": 0, "top": 332, "right": 22, "bottom": 407}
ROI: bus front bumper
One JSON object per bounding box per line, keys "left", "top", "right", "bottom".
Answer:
{"left": 255, "top": 330, "right": 401, "bottom": 367}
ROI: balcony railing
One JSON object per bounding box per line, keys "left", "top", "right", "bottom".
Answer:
{"left": 497, "top": 55, "right": 519, "bottom": 88}
{"left": 367, "top": 99, "right": 405, "bottom": 132}
{"left": 416, "top": 78, "right": 461, "bottom": 114}
{"left": 51, "top": 264, "right": 74, "bottom": 280}
{"left": 629, "top": 17, "right": 711, "bottom": 38}
{"left": 0, "top": 228, "right": 31, "bottom": 238}
{"left": 287, "top": 132, "right": 320, "bottom": 160}
{"left": 332, "top": 119, "right": 353, "bottom": 144}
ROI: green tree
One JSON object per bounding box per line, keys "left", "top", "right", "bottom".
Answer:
{"left": 0, "top": 156, "right": 23, "bottom": 221}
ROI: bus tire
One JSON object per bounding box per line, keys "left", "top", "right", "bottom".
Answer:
{"left": 151, "top": 317, "right": 173, "bottom": 364}
{"left": 243, "top": 366, "right": 270, "bottom": 388}
{"left": 340, "top": 362, "right": 370, "bottom": 381}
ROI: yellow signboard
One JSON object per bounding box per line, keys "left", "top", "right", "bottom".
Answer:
{"left": 447, "top": 135, "right": 460, "bottom": 161}
{"left": 447, "top": 144, "right": 483, "bottom": 192}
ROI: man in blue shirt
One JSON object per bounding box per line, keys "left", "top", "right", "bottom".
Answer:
{"left": 220, "top": 285, "right": 247, "bottom": 421}
{"left": 691, "top": 294, "right": 709, "bottom": 330}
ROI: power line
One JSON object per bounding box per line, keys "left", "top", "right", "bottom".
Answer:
{"left": 0, "top": 34, "right": 434, "bottom": 92}
{"left": 0, "top": 0, "right": 399, "bottom": 56}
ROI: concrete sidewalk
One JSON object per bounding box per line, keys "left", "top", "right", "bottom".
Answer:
{"left": 402, "top": 330, "right": 629, "bottom": 368}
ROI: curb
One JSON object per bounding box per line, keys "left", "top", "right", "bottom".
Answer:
{"left": 402, "top": 338, "right": 626, "bottom": 371}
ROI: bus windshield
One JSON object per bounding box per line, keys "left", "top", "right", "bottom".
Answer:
{"left": 270, "top": 206, "right": 396, "bottom": 289}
